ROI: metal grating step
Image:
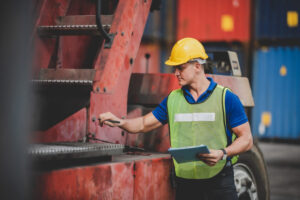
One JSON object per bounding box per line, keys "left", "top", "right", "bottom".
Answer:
{"left": 29, "top": 142, "right": 125, "bottom": 160}
{"left": 32, "top": 79, "right": 93, "bottom": 91}
{"left": 38, "top": 24, "right": 111, "bottom": 36}
{"left": 32, "top": 79, "right": 93, "bottom": 85}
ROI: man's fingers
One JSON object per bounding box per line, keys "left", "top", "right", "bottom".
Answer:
{"left": 98, "top": 112, "right": 119, "bottom": 126}
{"left": 103, "top": 121, "right": 114, "bottom": 127}
{"left": 199, "top": 153, "right": 214, "bottom": 158}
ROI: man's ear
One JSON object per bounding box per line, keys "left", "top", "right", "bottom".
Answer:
{"left": 195, "top": 62, "right": 204, "bottom": 72}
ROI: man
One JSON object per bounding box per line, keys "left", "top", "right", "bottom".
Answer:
{"left": 99, "top": 38, "right": 253, "bottom": 200}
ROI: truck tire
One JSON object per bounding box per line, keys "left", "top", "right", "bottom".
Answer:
{"left": 233, "top": 142, "right": 270, "bottom": 200}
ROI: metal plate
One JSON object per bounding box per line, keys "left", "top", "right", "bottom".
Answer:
{"left": 29, "top": 142, "right": 125, "bottom": 160}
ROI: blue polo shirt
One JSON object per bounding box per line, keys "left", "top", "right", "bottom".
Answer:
{"left": 152, "top": 77, "right": 248, "bottom": 145}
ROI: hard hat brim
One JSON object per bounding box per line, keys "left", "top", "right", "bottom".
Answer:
{"left": 165, "top": 59, "right": 186, "bottom": 66}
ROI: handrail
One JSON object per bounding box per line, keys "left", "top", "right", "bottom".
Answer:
{"left": 96, "top": 0, "right": 115, "bottom": 48}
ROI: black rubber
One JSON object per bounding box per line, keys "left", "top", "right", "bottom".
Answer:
{"left": 236, "top": 141, "right": 270, "bottom": 200}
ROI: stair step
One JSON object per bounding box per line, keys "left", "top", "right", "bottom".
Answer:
{"left": 29, "top": 142, "right": 125, "bottom": 160}
{"left": 38, "top": 24, "right": 110, "bottom": 36}
{"left": 38, "top": 15, "right": 113, "bottom": 36}
{"left": 32, "top": 79, "right": 93, "bottom": 92}
{"left": 32, "top": 79, "right": 93, "bottom": 85}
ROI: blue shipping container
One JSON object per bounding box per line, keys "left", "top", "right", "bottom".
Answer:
{"left": 252, "top": 46, "right": 300, "bottom": 139}
{"left": 255, "top": 0, "right": 300, "bottom": 40}
{"left": 143, "top": 0, "right": 176, "bottom": 42}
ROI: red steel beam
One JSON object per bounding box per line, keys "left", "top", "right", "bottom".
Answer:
{"left": 88, "top": 0, "right": 153, "bottom": 143}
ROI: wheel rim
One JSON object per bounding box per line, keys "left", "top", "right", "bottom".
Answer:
{"left": 233, "top": 163, "right": 259, "bottom": 200}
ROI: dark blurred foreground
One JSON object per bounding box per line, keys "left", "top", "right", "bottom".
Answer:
{"left": 0, "top": 1, "right": 33, "bottom": 200}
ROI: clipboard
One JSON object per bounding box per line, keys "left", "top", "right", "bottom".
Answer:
{"left": 168, "top": 145, "right": 210, "bottom": 163}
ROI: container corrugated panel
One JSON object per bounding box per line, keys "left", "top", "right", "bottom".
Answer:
{"left": 143, "top": 0, "right": 176, "bottom": 42}
{"left": 177, "top": 0, "right": 250, "bottom": 42}
{"left": 252, "top": 46, "right": 300, "bottom": 139}
{"left": 255, "top": 0, "right": 300, "bottom": 40}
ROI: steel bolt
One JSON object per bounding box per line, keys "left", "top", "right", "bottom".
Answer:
{"left": 121, "top": 32, "right": 124, "bottom": 36}
{"left": 103, "top": 87, "right": 107, "bottom": 92}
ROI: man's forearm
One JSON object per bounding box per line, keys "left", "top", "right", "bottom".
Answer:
{"left": 99, "top": 112, "right": 162, "bottom": 134}
{"left": 225, "top": 134, "right": 253, "bottom": 157}
{"left": 120, "top": 117, "right": 145, "bottom": 133}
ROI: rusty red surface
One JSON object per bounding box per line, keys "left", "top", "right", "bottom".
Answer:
{"left": 132, "top": 43, "right": 160, "bottom": 73}
{"left": 134, "top": 156, "right": 175, "bottom": 200}
{"left": 34, "top": 108, "right": 87, "bottom": 143}
{"left": 35, "top": 161, "right": 134, "bottom": 200}
{"left": 32, "top": 0, "right": 71, "bottom": 75}
{"left": 34, "top": 154, "right": 174, "bottom": 200}
{"left": 32, "top": 0, "right": 152, "bottom": 143}
{"left": 88, "top": 0, "right": 152, "bottom": 143}
{"left": 60, "top": 1, "right": 100, "bottom": 69}
{"left": 31, "top": 1, "right": 176, "bottom": 199}
{"left": 93, "top": 0, "right": 152, "bottom": 93}
{"left": 177, "top": 0, "right": 251, "bottom": 42}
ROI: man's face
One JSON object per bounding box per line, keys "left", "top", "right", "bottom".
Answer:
{"left": 174, "top": 62, "right": 197, "bottom": 86}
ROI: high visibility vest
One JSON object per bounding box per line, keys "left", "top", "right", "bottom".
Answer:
{"left": 167, "top": 85, "right": 236, "bottom": 179}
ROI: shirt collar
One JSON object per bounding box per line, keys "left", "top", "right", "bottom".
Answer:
{"left": 181, "top": 77, "right": 217, "bottom": 103}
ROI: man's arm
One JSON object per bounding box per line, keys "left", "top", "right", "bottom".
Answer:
{"left": 198, "top": 122, "right": 253, "bottom": 166}
{"left": 98, "top": 112, "right": 163, "bottom": 133}
{"left": 224, "top": 122, "right": 253, "bottom": 156}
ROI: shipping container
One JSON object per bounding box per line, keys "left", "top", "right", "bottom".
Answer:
{"left": 160, "top": 44, "right": 174, "bottom": 73}
{"left": 143, "top": 0, "right": 176, "bottom": 43}
{"left": 255, "top": 0, "right": 300, "bottom": 40}
{"left": 132, "top": 43, "right": 160, "bottom": 73}
{"left": 252, "top": 46, "right": 300, "bottom": 140}
{"left": 177, "top": 0, "right": 251, "bottom": 42}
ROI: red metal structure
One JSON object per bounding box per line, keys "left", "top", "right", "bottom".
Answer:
{"left": 32, "top": 0, "right": 177, "bottom": 199}
{"left": 30, "top": 0, "right": 269, "bottom": 199}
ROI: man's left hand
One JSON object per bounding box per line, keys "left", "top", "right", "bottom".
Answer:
{"left": 197, "top": 149, "right": 223, "bottom": 166}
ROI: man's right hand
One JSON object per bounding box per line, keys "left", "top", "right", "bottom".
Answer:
{"left": 98, "top": 112, "right": 162, "bottom": 133}
{"left": 98, "top": 112, "right": 124, "bottom": 127}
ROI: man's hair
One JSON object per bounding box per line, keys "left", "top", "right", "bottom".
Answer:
{"left": 189, "top": 58, "right": 206, "bottom": 65}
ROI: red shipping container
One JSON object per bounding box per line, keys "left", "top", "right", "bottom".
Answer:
{"left": 177, "top": 0, "right": 251, "bottom": 42}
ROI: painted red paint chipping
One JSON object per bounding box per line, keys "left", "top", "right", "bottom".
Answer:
{"left": 34, "top": 108, "right": 87, "bottom": 143}
{"left": 132, "top": 43, "right": 160, "bottom": 73}
{"left": 31, "top": 0, "right": 176, "bottom": 199}
{"left": 36, "top": 162, "right": 134, "bottom": 200}
{"left": 177, "top": 0, "right": 250, "bottom": 42}
{"left": 134, "top": 157, "right": 175, "bottom": 200}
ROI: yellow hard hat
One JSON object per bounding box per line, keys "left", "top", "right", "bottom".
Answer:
{"left": 165, "top": 38, "right": 208, "bottom": 66}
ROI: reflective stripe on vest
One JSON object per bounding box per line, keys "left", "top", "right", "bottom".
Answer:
{"left": 167, "top": 85, "right": 228, "bottom": 179}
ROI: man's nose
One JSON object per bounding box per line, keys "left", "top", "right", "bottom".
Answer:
{"left": 174, "top": 68, "right": 180, "bottom": 76}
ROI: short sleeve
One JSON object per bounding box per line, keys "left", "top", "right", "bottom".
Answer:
{"left": 152, "top": 97, "right": 168, "bottom": 124}
{"left": 225, "top": 90, "right": 248, "bottom": 128}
